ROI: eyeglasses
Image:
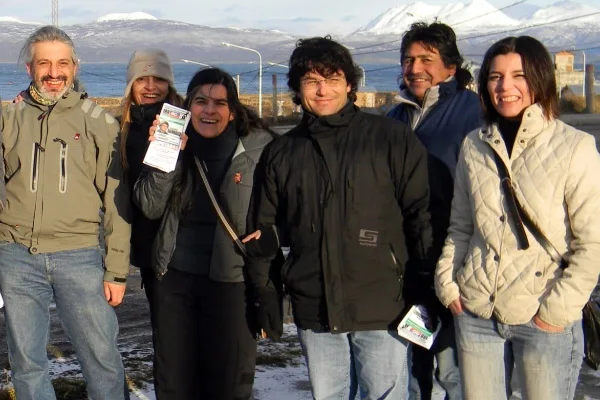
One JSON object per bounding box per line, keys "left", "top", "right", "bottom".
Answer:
{"left": 301, "top": 76, "right": 346, "bottom": 89}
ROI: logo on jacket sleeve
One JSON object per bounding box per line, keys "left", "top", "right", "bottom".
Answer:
{"left": 359, "top": 229, "right": 379, "bottom": 247}
{"left": 234, "top": 172, "right": 242, "bottom": 184}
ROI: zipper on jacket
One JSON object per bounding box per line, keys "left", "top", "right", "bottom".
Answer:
{"left": 389, "top": 244, "right": 404, "bottom": 301}
{"left": 30, "top": 143, "right": 45, "bottom": 193}
{"left": 311, "top": 221, "right": 316, "bottom": 233}
{"left": 53, "top": 138, "right": 68, "bottom": 193}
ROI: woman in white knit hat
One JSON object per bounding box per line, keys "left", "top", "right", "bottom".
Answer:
{"left": 118, "top": 48, "right": 184, "bottom": 390}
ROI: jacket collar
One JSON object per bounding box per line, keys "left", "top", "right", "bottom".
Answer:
{"left": 395, "top": 77, "right": 458, "bottom": 110}
{"left": 231, "top": 130, "right": 275, "bottom": 160}
{"left": 480, "top": 104, "right": 555, "bottom": 163}
{"left": 480, "top": 103, "right": 553, "bottom": 144}
{"left": 302, "top": 101, "right": 358, "bottom": 134}
{"left": 23, "top": 89, "right": 84, "bottom": 114}
{"left": 131, "top": 102, "right": 163, "bottom": 124}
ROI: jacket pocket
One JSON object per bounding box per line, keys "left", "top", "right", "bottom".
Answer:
{"left": 4, "top": 150, "right": 21, "bottom": 181}
{"left": 54, "top": 138, "right": 68, "bottom": 193}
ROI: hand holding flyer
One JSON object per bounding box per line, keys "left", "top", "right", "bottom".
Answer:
{"left": 397, "top": 305, "right": 441, "bottom": 349}
{"left": 143, "top": 103, "right": 191, "bottom": 173}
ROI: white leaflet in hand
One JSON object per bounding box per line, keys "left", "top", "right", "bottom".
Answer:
{"left": 0, "top": 292, "right": 3, "bottom": 309}
{"left": 143, "top": 103, "right": 191, "bottom": 173}
{"left": 397, "top": 305, "right": 441, "bottom": 349}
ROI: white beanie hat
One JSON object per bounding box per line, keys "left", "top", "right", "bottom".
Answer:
{"left": 124, "top": 49, "right": 175, "bottom": 99}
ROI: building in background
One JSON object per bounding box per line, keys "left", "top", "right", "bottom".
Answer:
{"left": 555, "top": 50, "right": 584, "bottom": 92}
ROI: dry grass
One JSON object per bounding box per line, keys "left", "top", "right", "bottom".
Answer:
{"left": 560, "top": 93, "right": 600, "bottom": 114}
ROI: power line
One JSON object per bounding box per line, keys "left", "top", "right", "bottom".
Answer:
{"left": 364, "top": 65, "right": 399, "bottom": 73}
{"left": 349, "top": 0, "right": 530, "bottom": 51}
{"left": 462, "top": 43, "right": 600, "bottom": 58}
{"left": 78, "top": 70, "right": 125, "bottom": 82}
{"left": 453, "top": 0, "right": 528, "bottom": 26}
{"left": 225, "top": 0, "right": 535, "bottom": 77}
{"left": 351, "top": 10, "right": 600, "bottom": 56}
{"left": 460, "top": 11, "right": 600, "bottom": 41}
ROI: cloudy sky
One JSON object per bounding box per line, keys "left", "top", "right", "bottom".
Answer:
{"left": 1, "top": 0, "right": 598, "bottom": 35}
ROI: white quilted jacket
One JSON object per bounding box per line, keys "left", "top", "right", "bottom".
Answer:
{"left": 435, "top": 104, "right": 600, "bottom": 327}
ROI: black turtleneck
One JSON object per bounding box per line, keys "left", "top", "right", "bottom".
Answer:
{"left": 498, "top": 117, "right": 521, "bottom": 158}
{"left": 169, "top": 123, "right": 239, "bottom": 275}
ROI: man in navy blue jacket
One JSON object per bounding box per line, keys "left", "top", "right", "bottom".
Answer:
{"left": 388, "top": 22, "right": 482, "bottom": 400}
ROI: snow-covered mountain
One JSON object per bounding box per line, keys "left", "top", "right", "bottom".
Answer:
{"left": 0, "top": 15, "right": 298, "bottom": 63}
{"left": 0, "top": 3, "right": 598, "bottom": 64}
{"left": 96, "top": 12, "right": 158, "bottom": 23}
{"left": 528, "top": 0, "right": 600, "bottom": 24}
{"left": 355, "top": 0, "right": 600, "bottom": 35}
{"left": 502, "top": 3, "right": 541, "bottom": 21}
{"left": 345, "top": 0, "right": 600, "bottom": 63}
{"left": 358, "top": 0, "right": 520, "bottom": 35}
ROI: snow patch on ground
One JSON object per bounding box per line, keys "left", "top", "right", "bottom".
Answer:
{"left": 0, "top": 323, "right": 310, "bottom": 399}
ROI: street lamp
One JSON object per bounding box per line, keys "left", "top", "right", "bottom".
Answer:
{"left": 357, "top": 65, "right": 366, "bottom": 87}
{"left": 222, "top": 42, "right": 263, "bottom": 117}
{"left": 180, "top": 58, "right": 212, "bottom": 67}
{"left": 341, "top": 44, "right": 366, "bottom": 87}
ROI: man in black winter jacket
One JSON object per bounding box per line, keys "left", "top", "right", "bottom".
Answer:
{"left": 245, "top": 36, "right": 434, "bottom": 399}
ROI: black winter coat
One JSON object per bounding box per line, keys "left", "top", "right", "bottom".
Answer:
{"left": 246, "top": 104, "right": 433, "bottom": 333}
{"left": 125, "top": 102, "right": 164, "bottom": 270}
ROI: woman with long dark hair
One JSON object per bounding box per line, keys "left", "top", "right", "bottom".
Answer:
{"left": 435, "top": 36, "right": 600, "bottom": 400}
{"left": 134, "top": 67, "right": 277, "bottom": 399}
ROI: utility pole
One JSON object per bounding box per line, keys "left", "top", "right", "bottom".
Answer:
{"left": 52, "top": 0, "right": 59, "bottom": 26}
{"left": 585, "top": 64, "right": 595, "bottom": 113}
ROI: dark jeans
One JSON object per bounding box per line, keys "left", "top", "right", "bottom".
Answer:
{"left": 152, "top": 269, "right": 257, "bottom": 400}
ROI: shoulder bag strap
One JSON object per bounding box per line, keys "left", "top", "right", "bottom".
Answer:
{"left": 490, "top": 150, "right": 530, "bottom": 250}
{"left": 490, "top": 149, "right": 568, "bottom": 269}
{"left": 193, "top": 155, "right": 247, "bottom": 258}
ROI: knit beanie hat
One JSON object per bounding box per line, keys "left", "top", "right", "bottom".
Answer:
{"left": 124, "top": 49, "right": 175, "bottom": 99}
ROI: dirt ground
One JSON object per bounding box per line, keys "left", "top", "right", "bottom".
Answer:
{"left": 0, "top": 267, "right": 599, "bottom": 399}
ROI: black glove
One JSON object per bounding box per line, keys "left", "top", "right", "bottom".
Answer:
{"left": 245, "top": 226, "right": 280, "bottom": 258}
{"left": 253, "top": 288, "right": 283, "bottom": 341}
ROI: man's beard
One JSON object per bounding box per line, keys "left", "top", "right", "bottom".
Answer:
{"left": 34, "top": 74, "right": 72, "bottom": 101}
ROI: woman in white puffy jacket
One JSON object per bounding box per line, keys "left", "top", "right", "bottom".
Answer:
{"left": 435, "top": 35, "right": 600, "bottom": 400}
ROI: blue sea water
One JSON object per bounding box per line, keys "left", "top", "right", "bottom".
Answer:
{"left": 0, "top": 63, "right": 402, "bottom": 100}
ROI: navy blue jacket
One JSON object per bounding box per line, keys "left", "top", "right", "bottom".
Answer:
{"left": 388, "top": 81, "right": 482, "bottom": 307}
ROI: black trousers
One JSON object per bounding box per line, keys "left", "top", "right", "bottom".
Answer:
{"left": 152, "top": 269, "right": 257, "bottom": 400}
{"left": 140, "top": 267, "right": 157, "bottom": 322}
